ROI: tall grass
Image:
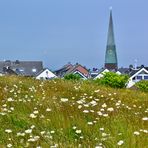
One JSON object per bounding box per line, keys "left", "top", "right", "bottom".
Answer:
{"left": 0, "top": 76, "right": 147, "bottom": 147}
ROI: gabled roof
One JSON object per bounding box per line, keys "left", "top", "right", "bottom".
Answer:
{"left": 129, "top": 66, "right": 148, "bottom": 76}
{"left": 118, "top": 68, "right": 130, "bottom": 74}
{"left": 128, "top": 69, "right": 140, "bottom": 77}
{"left": 36, "top": 68, "right": 48, "bottom": 76}
{"left": 97, "top": 68, "right": 109, "bottom": 74}
{"left": 36, "top": 68, "right": 56, "bottom": 76}
{"left": 3, "top": 67, "right": 17, "bottom": 75}
{"left": 55, "top": 63, "right": 89, "bottom": 78}
{"left": 65, "top": 64, "right": 89, "bottom": 77}
{"left": 94, "top": 68, "right": 109, "bottom": 79}
{"left": 54, "top": 63, "right": 73, "bottom": 77}
{"left": 130, "top": 68, "right": 148, "bottom": 79}
{"left": 55, "top": 63, "right": 73, "bottom": 72}
{"left": 0, "top": 60, "right": 43, "bottom": 76}
{"left": 144, "top": 67, "right": 148, "bottom": 71}
{"left": 36, "top": 68, "right": 57, "bottom": 80}
{"left": 73, "top": 70, "right": 87, "bottom": 80}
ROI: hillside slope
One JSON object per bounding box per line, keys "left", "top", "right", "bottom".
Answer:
{"left": 0, "top": 76, "right": 147, "bottom": 147}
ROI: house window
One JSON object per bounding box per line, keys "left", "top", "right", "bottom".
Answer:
{"left": 32, "top": 68, "right": 37, "bottom": 73}
{"left": 16, "top": 68, "right": 24, "bottom": 72}
{"left": 144, "top": 76, "right": 148, "bottom": 80}
{"left": 133, "top": 77, "right": 135, "bottom": 80}
{"left": 19, "top": 69, "right": 24, "bottom": 72}
{"left": 137, "top": 76, "right": 142, "bottom": 80}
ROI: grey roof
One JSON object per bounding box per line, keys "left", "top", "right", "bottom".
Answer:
{"left": 118, "top": 68, "right": 130, "bottom": 74}
{"left": 3, "top": 67, "right": 17, "bottom": 75}
{"left": 96, "top": 68, "right": 106, "bottom": 74}
{"left": 0, "top": 60, "right": 43, "bottom": 76}
{"left": 128, "top": 67, "right": 148, "bottom": 77}
{"left": 54, "top": 63, "right": 73, "bottom": 77}
{"left": 123, "top": 67, "right": 148, "bottom": 77}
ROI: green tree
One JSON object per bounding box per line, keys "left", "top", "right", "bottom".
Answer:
{"left": 64, "top": 73, "right": 81, "bottom": 81}
{"left": 95, "top": 72, "right": 129, "bottom": 88}
{"left": 136, "top": 80, "right": 148, "bottom": 92}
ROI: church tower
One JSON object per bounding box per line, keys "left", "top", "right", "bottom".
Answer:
{"left": 105, "top": 8, "right": 118, "bottom": 70}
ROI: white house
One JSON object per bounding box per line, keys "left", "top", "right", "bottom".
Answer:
{"left": 94, "top": 69, "right": 110, "bottom": 79}
{"left": 0, "top": 73, "right": 4, "bottom": 76}
{"left": 116, "top": 71, "right": 122, "bottom": 75}
{"left": 127, "top": 68, "right": 148, "bottom": 88}
{"left": 94, "top": 68, "right": 121, "bottom": 80}
{"left": 36, "top": 68, "right": 57, "bottom": 80}
{"left": 73, "top": 70, "right": 88, "bottom": 80}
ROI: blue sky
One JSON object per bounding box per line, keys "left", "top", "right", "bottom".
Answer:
{"left": 0, "top": 0, "right": 147, "bottom": 70}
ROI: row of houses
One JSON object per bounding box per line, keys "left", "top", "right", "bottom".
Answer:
{"left": 93, "top": 66, "right": 148, "bottom": 88}
{"left": 54, "top": 63, "right": 148, "bottom": 88}
{"left": 0, "top": 60, "right": 148, "bottom": 88}
{"left": 0, "top": 60, "right": 57, "bottom": 80}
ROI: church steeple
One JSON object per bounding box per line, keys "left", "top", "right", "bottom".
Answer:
{"left": 105, "top": 8, "right": 118, "bottom": 70}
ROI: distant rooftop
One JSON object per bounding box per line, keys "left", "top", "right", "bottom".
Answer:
{"left": 0, "top": 60, "right": 43, "bottom": 76}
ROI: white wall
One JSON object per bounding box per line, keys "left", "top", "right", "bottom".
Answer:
{"left": 94, "top": 69, "right": 109, "bottom": 79}
{"left": 126, "top": 68, "right": 148, "bottom": 88}
{"left": 126, "top": 79, "right": 135, "bottom": 88}
{"left": 36, "top": 69, "right": 57, "bottom": 80}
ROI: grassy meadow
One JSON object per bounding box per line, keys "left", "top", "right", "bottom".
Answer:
{"left": 0, "top": 76, "right": 147, "bottom": 148}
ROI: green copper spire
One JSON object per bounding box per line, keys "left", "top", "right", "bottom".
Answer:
{"left": 105, "top": 8, "right": 118, "bottom": 70}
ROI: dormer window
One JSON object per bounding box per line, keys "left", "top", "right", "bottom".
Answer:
{"left": 32, "top": 68, "right": 37, "bottom": 73}
{"left": 20, "top": 69, "right": 24, "bottom": 72}
{"left": 144, "top": 76, "right": 148, "bottom": 80}
{"left": 137, "top": 76, "right": 142, "bottom": 80}
{"left": 16, "top": 68, "right": 24, "bottom": 73}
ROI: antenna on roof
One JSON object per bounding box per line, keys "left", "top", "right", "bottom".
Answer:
{"left": 134, "top": 59, "right": 138, "bottom": 70}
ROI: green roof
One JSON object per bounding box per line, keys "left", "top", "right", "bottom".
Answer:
{"left": 105, "top": 10, "right": 118, "bottom": 65}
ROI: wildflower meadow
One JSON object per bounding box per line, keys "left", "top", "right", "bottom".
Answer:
{"left": 0, "top": 76, "right": 147, "bottom": 147}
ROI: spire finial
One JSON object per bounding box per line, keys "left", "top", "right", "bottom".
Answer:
{"left": 109, "top": 6, "right": 112, "bottom": 11}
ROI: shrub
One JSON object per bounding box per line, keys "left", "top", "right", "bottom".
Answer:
{"left": 136, "top": 80, "right": 148, "bottom": 92}
{"left": 64, "top": 73, "right": 81, "bottom": 80}
{"left": 95, "top": 72, "right": 129, "bottom": 88}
